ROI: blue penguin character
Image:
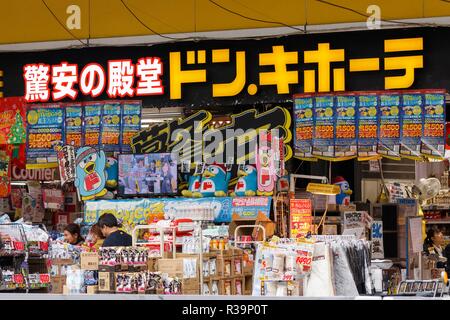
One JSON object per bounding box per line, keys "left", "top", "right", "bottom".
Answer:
{"left": 74, "top": 147, "right": 108, "bottom": 201}
{"left": 333, "top": 176, "right": 352, "bottom": 205}
{"left": 182, "top": 173, "right": 202, "bottom": 197}
{"left": 231, "top": 164, "right": 257, "bottom": 197}
{"left": 195, "top": 164, "right": 231, "bottom": 197}
{"left": 105, "top": 157, "right": 118, "bottom": 189}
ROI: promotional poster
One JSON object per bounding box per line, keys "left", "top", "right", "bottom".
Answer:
{"left": 65, "top": 104, "right": 83, "bottom": 148}
{"left": 312, "top": 95, "right": 335, "bottom": 160}
{"left": 334, "top": 94, "right": 357, "bottom": 160}
{"left": 421, "top": 91, "right": 446, "bottom": 159}
{"left": 357, "top": 93, "right": 379, "bottom": 160}
{"left": 293, "top": 95, "right": 314, "bottom": 160}
{"left": 400, "top": 92, "right": 424, "bottom": 160}
{"left": 378, "top": 93, "right": 402, "bottom": 160}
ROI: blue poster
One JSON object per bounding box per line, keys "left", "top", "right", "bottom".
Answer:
{"left": 26, "top": 104, "right": 64, "bottom": 165}
{"left": 121, "top": 101, "right": 142, "bottom": 152}
{"left": 293, "top": 95, "right": 314, "bottom": 160}
{"left": 357, "top": 93, "right": 379, "bottom": 160}
{"left": 421, "top": 91, "right": 446, "bottom": 159}
{"left": 83, "top": 102, "right": 102, "bottom": 147}
{"left": 378, "top": 93, "right": 402, "bottom": 160}
{"left": 65, "top": 104, "right": 83, "bottom": 148}
{"left": 101, "top": 102, "right": 122, "bottom": 151}
{"left": 335, "top": 94, "right": 357, "bottom": 160}
{"left": 312, "top": 95, "right": 335, "bottom": 159}
{"left": 400, "top": 92, "right": 423, "bottom": 160}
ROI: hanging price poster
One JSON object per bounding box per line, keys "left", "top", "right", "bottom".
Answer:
{"left": 421, "top": 90, "right": 446, "bottom": 159}
{"left": 289, "top": 199, "right": 312, "bottom": 238}
{"left": 378, "top": 93, "right": 402, "bottom": 160}
{"left": 121, "top": 101, "right": 142, "bottom": 152}
{"left": 101, "top": 102, "right": 122, "bottom": 151}
{"left": 0, "top": 150, "right": 10, "bottom": 197}
{"left": 312, "top": 95, "right": 335, "bottom": 160}
{"left": 335, "top": 94, "right": 357, "bottom": 160}
{"left": 26, "top": 104, "right": 64, "bottom": 167}
{"left": 293, "top": 94, "right": 314, "bottom": 160}
{"left": 83, "top": 102, "right": 102, "bottom": 147}
{"left": 0, "top": 97, "right": 26, "bottom": 145}
{"left": 357, "top": 93, "right": 379, "bottom": 160}
{"left": 65, "top": 103, "right": 83, "bottom": 147}
{"left": 400, "top": 92, "right": 423, "bottom": 160}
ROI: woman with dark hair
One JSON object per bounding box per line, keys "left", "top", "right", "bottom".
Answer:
{"left": 64, "top": 223, "right": 84, "bottom": 246}
{"left": 98, "top": 213, "right": 132, "bottom": 247}
{"left": 423, "top": 228, "right": 447, "bottom": 270}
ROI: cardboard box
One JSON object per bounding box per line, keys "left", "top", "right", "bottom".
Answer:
{"left": 232, "top": 276, "right": 245, "bottom": 295}
{"left": 98, "top": 272, "right": 115, "bottom": 292}
{"left": 221, "top": 278, "right": 233, "bottom": 295}
{"left": 63, "top": 285, "right": 69, "bottom": 294}
{"left": 217, "top": 258, "right": 233, "bottom": 277}
{"left": 81, "top": 252, "right": 99, "bottom": 270}
{"left": 228, "top": 212, "right": 275, "bottom": 242}
{"left": 147, "top": 258, "right": 159, "bottom": 272}
{"left": 158, "top": 259, "right": 184, "bottom": 278}
{"left": 182, "top": 278, "right": 200, "bottom": 291}
{"left": 86, "top": 285, "right": 98, "bottom": 294}
{"left": 50, "top": 276, "right": 66, "bottom": 294}
{"left": 51, "top": 259, "right": 73, "bottom": 265}
{"left": 232, "top": 257, "right": 243, "bottom": 275}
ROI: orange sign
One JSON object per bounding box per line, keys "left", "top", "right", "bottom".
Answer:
{"left": 290, "top": 199, "right": 312, "bottom": 238}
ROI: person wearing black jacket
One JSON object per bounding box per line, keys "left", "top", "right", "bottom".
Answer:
{"left": 98, "top": 213, "right": 132, "bottom": 247}
{"left": 423, "top": 228, "right": 447, "bottom": 271}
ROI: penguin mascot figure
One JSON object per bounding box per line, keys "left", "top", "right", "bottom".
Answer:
{"left": 194, "top": 163, "right": 231, "bottom": 197}
{"left": 231, "top": 164, "right": 257, "bottom": 196}
{"left": 75, "top": 147, "right": 108, "bottom": 201}
{"left": 332, "top": 176, "right": 353, "bottom": 205}
{"left": 105, "top": 157, "right": 119, "bottom": 189}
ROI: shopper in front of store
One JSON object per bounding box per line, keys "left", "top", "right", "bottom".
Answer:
{"left": 63, "top": 223, "right": 85, "bottom": 246}
{"left": 98, "top": 213, "right": 132, "bottom": 247}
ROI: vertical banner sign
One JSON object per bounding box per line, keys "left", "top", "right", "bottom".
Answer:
{"left": 26, "top": 104, "right": 64, "bottom": 167}
{"left": 57, "top": 145, "right": 76, "bottom": 186}
{"left": 421, "top": 90, "right": 446, "bottom": 159}
{"left": 335, "top": 94, "right": 357, "bottom": 160}
{"left": 289, "top": 199, "right": 312, "bottom": 238}
{"left": 0, "top": 151, "right": 11, "bottom": 197}
{"left": 83, "top": 102, "right": 102, "bottom": 148}
{"left": 293, "top": 94, "right": 314, "bottom": 160}
{"left": 357, "top": 93, "right": 379, "bottom": 160}
{"left": 312, "top": 95, "right": 335, "bottom": 159}
{"left": 378, "top": 93, "right": 402, "bottom": 160}
{"left": 371, "top": 221, "right": 384, "bottom": 259}
{"left": 400, "top": 92, "right": 424, "bottom": 160}
{"left": 101, "top": 102, "right": 122, "bottom": 151}
{"left": 65, "top": 104, "right": 83, "bottom": 147}
{"left": 121, "top": 101, "right": 142, "bottom": 152}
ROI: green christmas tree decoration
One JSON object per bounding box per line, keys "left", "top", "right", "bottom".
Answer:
{"left": 7, "top": 110, "right": 26, "bottom": 144}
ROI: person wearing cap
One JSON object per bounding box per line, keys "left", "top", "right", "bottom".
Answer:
{"left": 98, "top": 213, "right": 132, "bottom": 247}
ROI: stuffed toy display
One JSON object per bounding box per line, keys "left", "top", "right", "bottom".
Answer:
{"left": 75, "top": 147, "right": 107, "bottom": 201}
{"left": 181, "top": 163, "right": 204, "bottom": 197}
{"left": 333, "top": 176, "right": 352, "bottom": 205}
{"left": 194, "top": 163, "right": 231, "bottom": 197}
{"left": 231, "top": 164, "right": 257, "bottom": 197}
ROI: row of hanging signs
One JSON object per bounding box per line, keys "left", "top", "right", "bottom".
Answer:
{"left": 293, "top": 89, "right": 446, "bottom": 161}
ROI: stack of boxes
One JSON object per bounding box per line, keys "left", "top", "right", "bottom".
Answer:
{"left": 210, "top": 247, "right": 245, "bottom": 295}
{"left": 49, "top": 258, "right": 72, "bottom": 293}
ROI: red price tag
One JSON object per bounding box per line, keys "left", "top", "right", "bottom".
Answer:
{"left": 39, "top": 242, "right": 49, "bottom": 251}
{"left": 13, "top": 241, "right": 25, "bottom": 251}
{"left": 39, "top": 274, "right": 50, "bottom": 283}
{"left": 13, "top": 274, "right": 24, "bottom": 284}
{"left": 282, "top": 274, "right": 294, "bottom": 281}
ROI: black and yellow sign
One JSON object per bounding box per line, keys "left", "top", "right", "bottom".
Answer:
{"left": 0, "top": 27, "right": 448, "bottom": 107}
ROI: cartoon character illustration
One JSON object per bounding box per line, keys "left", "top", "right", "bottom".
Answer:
{"left": 403, "top": 106, "right": 414, "bottom": 116}
{"left": 103, "top": 115, "right": 113, "bottom": 125}
{"left": 333, "top": 176, "right": 352, "bottom": 205}
{"left": 75, "top": 147, "right": 107, "bottom": 201}
{"left": 380, "top": 106, "right": 391, "bottom": 116}
{"left": 256, "top": 132, "right": 276, "bottom": 196}
{"left": 105, "top": 157, "right": 118, "bottom": 189}
{"left": 231, "top": 164, "right": 257, "bottom": 197}
{"left": 337, "top": 107, "right": 346, "bottom": 117}
{"left": 359, "top": 107, "right": 369, "bottom": 117}
{"left": 316, "top": 108, "right": 326, "bottom": 118}
{"left": 297, "top": 110, "right": 306, "bottom": 119}
{"left": 194, "top": 163, "right": 231, "bottom": 197}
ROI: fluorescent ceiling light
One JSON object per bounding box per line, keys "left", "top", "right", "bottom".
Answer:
{"left": 141, "top": 118, "right": 175, "bottom": 124}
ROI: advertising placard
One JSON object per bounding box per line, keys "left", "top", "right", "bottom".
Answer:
{"left": 312, "top": 95, "right": 335, "bottom": 159}
{"left": 83, "top": 102, "right": 102, "bottom": 147}
{"left": 289, "top": 199, "right": 312, "bottom": 238}
{"left": 101, "top": 102, "right": 122, "bottom": 151}
{"left": 293, "top": 94, "right": 314, "bottom": 160}
{"left": 334, "top": 94, "right": 357, "bottom": 159}
{"left": 400, "top": 92, "right": 423, "bottom": 160}
{"left": 64, "top": 104, "right": 83, "bottom": 147}
{"left": 378, "top": 93, "right": 402, "bottom": 160}
{"left": 357, "top": 93, "right": 379, "bottom": 160}
{"left": 121, "top": 101, "right": 142, "bottom": 152}
{"left": 421, "top": 90, "right": 446, "bottom": 159}
{"left": 26, "top": 104, "right": 64, "bottom": 167}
